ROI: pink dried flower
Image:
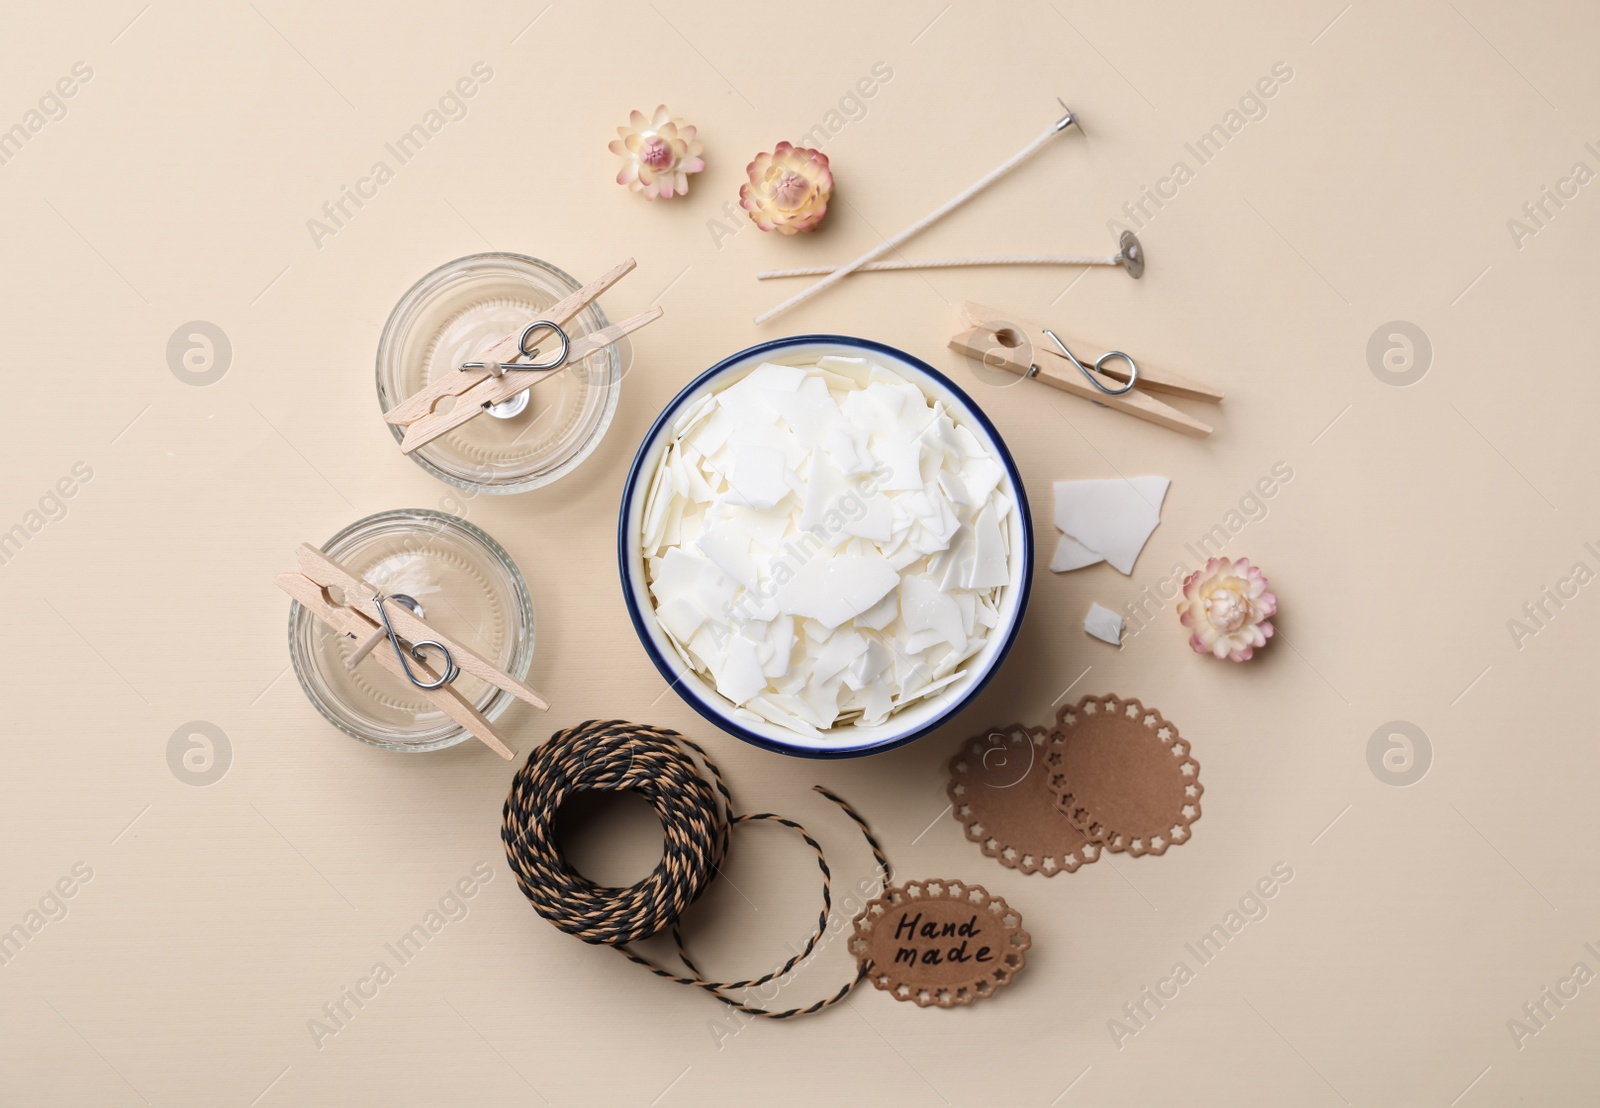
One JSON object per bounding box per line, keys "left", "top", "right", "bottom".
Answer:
{"left": 740, "top": 142, "right": 832, "bottom": 234}
{"left": 1177, "top": 557, "right": 1277, "bottom": 662}
{"left": 609, "top": 105, "right": 704, "bottom": 200}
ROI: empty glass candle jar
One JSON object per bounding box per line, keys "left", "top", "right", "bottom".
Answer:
{"left": 288, "top": 509, "right": 535, "bottom": 752}
{"left": 376, "top": 253, "right": 623, "bottom": 494}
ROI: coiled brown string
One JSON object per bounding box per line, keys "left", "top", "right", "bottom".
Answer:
{"left": 501, "top": 719, "right": 891, "bottom": 1018}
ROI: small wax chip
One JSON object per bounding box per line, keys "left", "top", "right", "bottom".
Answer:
{"left": 672, "top": 393, "right": 716, "bottom": 436}
{"left": 874, "top": 434, "right": 924, "bottom": 491}
{"left": 902, "top": 628, "right": 947, "bottom": 655}
{"left": 696, "top": 522, "right": 757, "bottom": 592}
{"left": 933, "top": 536, "right": 973, "bottom": 592}
{"left": 951, "top": 423, "right": 985, "bottom": 458}
{"left": 960, "top": 456, "right": 1004, "bottom": 503}
{"left": 968, "top": 503, "right": 1009, "bottom": 588}
{"left": 814, "top": 631, "right": 869, "bottom": 684}
{"left": 816, "top": 355, "right": 873, "bottom": 385}
{"left": 853, "top": 589, "right": 898, "bottom": 631}
{"left": 775, "top": 554, "right": 900, "bottom": 629}
{"left": 718, "top": 636, "right": 768, "bottom": 704}
{"left": 842, "top": 495, "right": 894, "bottom": 543}
{"left": 938, "top": 469, "right": 975, "bottom": 506}
{"left": 778, "top": 376, "right": 843, "bottom": 445}
{"left": 801, "top": 455, "right": 848, "bottom": 530}
{"left": 651, "top": 547, "right": 710, "bottom": 602}
{"left": 900, "top": 574, "right": 966, "bottom": 653}
{"left": 762, "top": 615, "right": 796, "bottom": 678}
{"left": 824, "top": 426, "right": 873, "bottom": 475}
{"left": 845, "top": 641, "right": 890, "bottom": 690}
{"left": 863, "top": 380, "right": 907, "bottom": 418}
{"left": 671, "top": 448, "right": 714, "bottom": 503}
{"left": 690, "top": 407, "right": 735, "bottom": 457}
{"left": 656, "top": 595, "right": 706, "bottom": 642}
{"left": 746, "top": 361, "right": 806, "bottom": 391}
{"left": 728, "top": 445, "right": 790, "bottom": 509}
{"left": 1050, "top": 533, "right": 1103, "bottom": 573}
{"left": 1084, "top": 602, "right": 1124, "bottom": 646}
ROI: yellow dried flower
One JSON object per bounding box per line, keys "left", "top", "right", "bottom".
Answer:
{"left": 740, "top": 142, "right": 832, "bottom": 234}
{"left": 609, "top": 105, "right": 704, "bottom": 201}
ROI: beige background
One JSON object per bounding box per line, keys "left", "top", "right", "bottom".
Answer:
{"left": 1, "top": 0, "right": 1596, "bottom": 1103}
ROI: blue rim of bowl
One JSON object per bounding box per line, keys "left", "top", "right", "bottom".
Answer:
{"left": 617, "top": 335, "right": 1034, "bottom": 760}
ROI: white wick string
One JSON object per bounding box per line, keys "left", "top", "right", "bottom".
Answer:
{"left": 756, "top": 254, "right": 1119, "bottom": 280}
{"left": 752, "top": 111, "right": 1080, "bottom": 325}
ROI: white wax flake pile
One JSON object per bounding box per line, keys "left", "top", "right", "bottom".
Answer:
{"left": 1050, "top": 477, "right": 1170, "bottom": 575}
{"left": 641, "top": 356, "right": 1014, "bottom": 738}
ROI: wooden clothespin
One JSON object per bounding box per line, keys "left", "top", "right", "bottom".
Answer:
{"left": 276, "top": 543, "right": 548, "bottom": 759}
{"left": 950, "top": 302, "right": 1223, "bottom": 437}
{"left": 384, "top": 258, "right": 663, "bottom": 454}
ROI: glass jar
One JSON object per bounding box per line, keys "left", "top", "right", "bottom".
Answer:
{"left": 288, "top": 509, "right": 534, "bottom": 752}
{"left": 376, "top": 253, "right": 622, "bottom": 494}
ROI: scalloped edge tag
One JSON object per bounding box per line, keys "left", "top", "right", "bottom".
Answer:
{"left": 1047, "top": 694, "right": 1202, "bottom": 856}
{"left": 948, "top": 723, "right": 1103, "bottom": 876}
{"left": 849, "top": 879, "right": 1030, "bottom": 1007}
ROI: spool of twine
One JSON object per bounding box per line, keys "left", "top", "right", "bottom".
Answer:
{"left": 502, "top": 719, "right": 890, "bottom": 1018}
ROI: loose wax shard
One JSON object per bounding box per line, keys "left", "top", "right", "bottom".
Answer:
{"left": 1050, "top": 533, "right": 1103, "bottom": 573}
{"left": 774, "top": 554, "right": 900, "bottom": 629}
{"left": 1084, "top": 602, "right": 1124, "bottom": 645}
{"left": 1052, "top": 477, "right": 1170, "bottom": 575}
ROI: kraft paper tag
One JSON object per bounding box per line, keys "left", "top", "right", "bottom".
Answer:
{"left": 947, "top": 723, "right": 1102, "bottom": 876}
{"left": 1048, "top": 694, "right": 1202, "bottom": 856}
{"left": 850, "top": 879, "right": 1030, "bottom": 1007}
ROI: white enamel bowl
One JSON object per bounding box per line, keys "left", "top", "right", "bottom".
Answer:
{"left": 618, "top": 336, "right": 1033, "bottom": 759}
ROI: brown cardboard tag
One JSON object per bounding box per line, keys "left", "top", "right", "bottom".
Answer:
{"left": 1047, "top": 694, "right": 1202, "bottom": 856}
{"left": 850, "top": 879, "right": 1030, "bottom": 1007}
{"left": 948, "top": 724, "right": 1102, "bottom": 876}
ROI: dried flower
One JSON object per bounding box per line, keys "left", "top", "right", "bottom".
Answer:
{"left": 740, "top": 142, "right": 832, "bottom": 234}
{"left": 609, "top": 106, "right": 704, "bottom": 200}
{"left": 1177, "top": 557, "right": 1276, "bottom": 662}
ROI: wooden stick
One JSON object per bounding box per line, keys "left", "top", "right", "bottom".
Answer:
{"left": 275, "top": 572, "right": 515, "bottom": 759}
{"left": 345, "top": 627, "right": 386, "bottom": 670}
